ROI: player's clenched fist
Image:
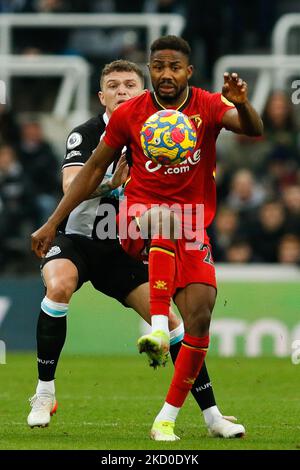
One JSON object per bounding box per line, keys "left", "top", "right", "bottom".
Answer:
{"left": 31, "top": 221, "right": 57, "bottom": 258}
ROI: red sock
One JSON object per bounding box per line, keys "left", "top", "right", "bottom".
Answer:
{"left": 166, "top": 333, "right": 209, "bottom": 407}
{"left": 149, "top": 237, "right": 176, "bottom": 316}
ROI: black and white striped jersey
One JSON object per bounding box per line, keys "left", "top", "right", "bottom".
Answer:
{"left": 59, "top": 113, "right": 120, "bottom": 239}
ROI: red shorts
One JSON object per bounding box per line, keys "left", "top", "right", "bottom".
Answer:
{"left": 117, "top": 203, "right": 217, "bottom": 293}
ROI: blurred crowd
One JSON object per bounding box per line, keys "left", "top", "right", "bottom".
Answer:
{"left": 2, "top": 0, "right": 300, "bottom": 110}
{"left": 210, "top": 90, "right": 300, "bottom": 264}
{"left": 0, "top": 1, "right": 298, "bottom": 82}
{"left": 0, "top": 105, "right": 60, "bottom": 272}
{"left": 1, "top": 1, "right": 300, "bottom": 272}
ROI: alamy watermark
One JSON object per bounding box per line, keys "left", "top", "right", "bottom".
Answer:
{"left": 291, "top": 80, "right": 300, "bottom": 104}
{"left": 94, "top": 198, "right": 205, "bottom": 250}
{"left": 291, "top": 339, "right": 300, "bottom": 365}
{"left": 0, "top": 80, "right": 6, "bottom": 105}
{"left": 0, "top": 340, "right": 6, "bottom": 364}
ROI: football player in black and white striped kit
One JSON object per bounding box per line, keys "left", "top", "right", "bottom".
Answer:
{"left": 27, "top": 60, "right": 245, "bottom": 438}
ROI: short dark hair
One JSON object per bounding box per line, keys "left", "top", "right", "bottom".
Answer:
{"left": 100, "top": 60, "right": 144, "bottom": 89}
{"left": 150, "top": 35, "right": 191, "bottom": 60}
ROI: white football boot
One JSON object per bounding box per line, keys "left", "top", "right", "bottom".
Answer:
{"left": 27, "top": 394, "right": 58, "bottom": 428}
{"left": 208, "top": 415, "right": 245, "bottom": 438}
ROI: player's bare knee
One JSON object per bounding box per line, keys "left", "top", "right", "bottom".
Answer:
{"left": 140, "top": 207, "right": 180, "bottom": 241}
{"left": 46, "top": 279, "right": 76, "bottom": 303}
{"left": 184, "top": 307, "right": 212, "bottom": 337}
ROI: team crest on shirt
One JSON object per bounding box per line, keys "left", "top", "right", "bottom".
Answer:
{"left": 45, "top": 246, "right": 61, "bottom": 258}
{"left": 67, "top": 132, "right": 82, "bottom": 149}
{"left": 189, "top": 114, "right": 202, "bottom": 128}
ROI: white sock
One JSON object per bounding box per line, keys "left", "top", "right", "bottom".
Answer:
{"left": 151, "top": 315, "right": 169, "bottom": 336}
{"left": 36, "top": 379, "right": 55, "bottom": 396}
{"left": 170, "top": 322, "right": 184, "bottom": 345}
{"left": 203, "top": 405, "right": 222, "bottom": 426}
{"left": 154, "top": 402, "right": 180, "bottom": 423}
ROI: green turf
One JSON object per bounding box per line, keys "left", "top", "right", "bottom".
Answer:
{"left": 0, "top": 354, "right": 299, "bottom": 450}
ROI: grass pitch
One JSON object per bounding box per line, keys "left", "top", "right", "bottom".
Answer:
{"left": 0, "top": 353, "right": 299, "bottom": 450}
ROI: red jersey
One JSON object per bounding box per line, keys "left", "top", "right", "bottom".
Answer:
{"left": 104, "top": 87, "right": 234, "bottom": 229}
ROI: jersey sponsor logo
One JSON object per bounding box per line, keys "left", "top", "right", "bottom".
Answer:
{"left": 164, "top": 165, "right": 189, "bottom": 175}
{"left": 145, "top": 161, "right": 162, "bottom": 173}
{"left": 67, "top": 132, "right": 83, "bottom": 149}
{"left": 45, "top": 246, "right": 61, "bottom": 258}
{"left": 145, "top": 149, "right": 201, "bottom": 175}
{"left": 65, "top": 150, "right": 82, "bottom": 160}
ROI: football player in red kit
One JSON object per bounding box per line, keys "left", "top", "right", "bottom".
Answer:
{"left": 32, "top": 35, "right": 263, "bottom": 441}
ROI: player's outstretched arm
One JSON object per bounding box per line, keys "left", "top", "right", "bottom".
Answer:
{"left": 221, "top": 72, "right": 263, "bottom": 137}
{"left": 31, "top": 141, "right": 118, "bottom": 257}
{"left": 88, "top": 153, "right": 129, "bottom": 198}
